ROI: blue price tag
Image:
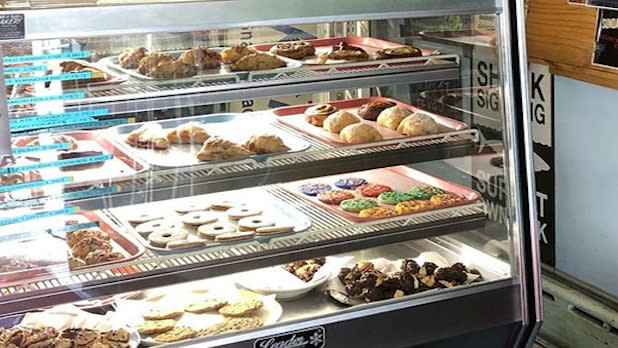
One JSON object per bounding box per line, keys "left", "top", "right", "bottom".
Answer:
{"left": 5, "top": 72, "right": 93, "bottom": 86}
{"left": 0, "top": 206, "right": 77, "bottom": 226}
{"left": 8, "top": 92, "right": 86, "bottom": 106}
{"left": 0, "top": 186, "right": 119, "bottom": 210}
{"left": 3, "top": 65, "right": 48, "bottom": 74}
{"left": 18, "top": 118, "right": 134, "bottom": 135}
{"left": 12, "top": 142, "right": 71, "bottom": 154}
{"left": 11, "top": 117, "right": 96, "bottom": 132}
{"left": 3, "top": 52, "right": 90, "bottom": 64}
{"left": 0, "top": 154, "right": 112, "bottom": 174}
{"left": 0, "top": 176, "right": 72, "bottom": 193}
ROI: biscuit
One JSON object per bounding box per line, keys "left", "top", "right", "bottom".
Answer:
{"left": 153, "top": 326, "right": 197, "bottom": 343}
{"left": 218, "top": 299, "right": 263, "bottom": 317}
{"left": 200, "top": 317, "right": 263, "bottom": 336}
{"left": 148, "top": 229, "right": 189, "bottom": 248}
{"left": 137, "top": 320, "right": 176, "bottom": 335}
{"left": 143, "top": 308, "right": 183, "bottom": 320}
{"left": 185, "top": 299, "right": 228, "bottom": 314}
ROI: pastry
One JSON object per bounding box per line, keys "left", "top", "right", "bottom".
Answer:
{"left": 178, "top": 47, "right": 222, "bottom": 70}
{"left": 215, "top": 231, "right": 256, "bottom": 242}
{"left": 230, "top": 52, "right": 286, "bottom": 71}
{"left": 394, "top": 200, "right": 433, "bottom": 215}
{"left": 375, "top": 46, "right": 423, "bottom": 60}
{"left": 358, "top": 100, "right": 396, "bottom": 121}
{"left": 58, "top": 151, "right": 105, "bottom": 171}
{"left": 317, "top": 190, "right": 355, "bottom": 205}
{"left": 284, "top": 258, "right": 326, "bottom": 282}
{"left": 408, "top": 185, "right": 445, "bottom": 200}
{"left": 68, "top": 257, "right": 88, "bottom": 270}
{"left": 221, "top": 43, "right": 256, "bottom": 64}
{"left": 135, "top": 219, "right": 181, "bottom": 235}
{"left": 104, "top": 329, "right": 130, "bottom": 343}
{"left": 237, "top": 216, "right": 275, "bottom": 231}
{"left": 376, "top": 106, "right": 412, "bottom": 130}
{"left": 60, "top": 61, "right": 106, "bottom": 83}
{"left": 377, "top": 191, "right": 415, "bottom": 205}
{"left": 196, "top": 136, "right": 254, "bottom": 161}
{"left": 327, "top": 41, "right": 370, "bottom": 61}
{"left": 174, "top": 202, "right": 211, "bottom": 214}
{"left": 299, "top": 183, "right": 332, "bottom": 196}
{"left": 339, "top": 197, "right": 377, "bottom": 213}
{"left": 137, "top": 53, "right": 175, "bottom": 75}
{"left": 323, "top": 110, "right": 360, "bottom": 133}
{"left": 153, "top": 326, "right": 197, "bottom": 343}
{"left": 84, "top": 250, "right": 123, "bottom": 265}
{"left": 335, "top": 177, "right": 366, "bottom": 189}
{"left": 355, "top": 183, "right": 392, "bottom": 197}
{"left": 124, "top": 124, "right": 170, "bottom": 150}
{"left": 166, "top": 122, "right": 210, "bottom": 144}
{"left": 304, "top": 104, "right": 338, "bottom": 127}
{"left": 200, "top": 317, "right": 263, "bottom": 336}
{"left": 358, "top": 207, "right": 398, "bottom": 219}
{"left": 185, "top": 299, "right": 228, "bottom": 314}
{"left": 143, "top": 308, "right": 184, "bottom": 320}
{"left": 397, "top": 112, "right": 440, "bottom": 136}
{"left": 71, "top": 236, "right": 112, "bottom": 259}
{"left": 119, "top": 47, "right": 148, "bottom": 69}
{"left": 126, "top": 211, "right": 163, "bottom": 224}
{"left": 269, "top": 41, "right": 315, "bottom": 59}
{"left": 218, "top": 299, "right": 263, "bottom": 317}
{"left": 148, "top": 60, "right": 197, "bottom": 79}
{"left": 429, "top": 193, "right": 464, "bottom": 208}
{"left": 66, "top": 228, "right": 110, "bottom": 248}
{"left": 243, "top": 134, "right": 290, "bottom": 154}
{"left": 340, "top": 123, "right": 383, "bottom": 144}
{"left": 148, "top": 228, "right": 189, "bottom": 248}
{"left": 255, "top": 225, "right": 295, "bottom": 236}
{"left": 226, "top": 206, "right": 262, "bottom": 220}
{"left": 180, "top": 211, "right": 218, "bottom": 226}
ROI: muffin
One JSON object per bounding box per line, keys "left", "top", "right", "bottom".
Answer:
{"left": 376, "top": 106, "right": 412, "bottom": 130}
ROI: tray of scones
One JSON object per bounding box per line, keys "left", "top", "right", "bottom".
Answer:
{"left": 109, "top": 113, "right": 311, "bottom": 169}
{"left": 272, "top": 97, "right": 469, "bottom": 146}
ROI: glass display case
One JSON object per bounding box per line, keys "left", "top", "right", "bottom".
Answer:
{"left": 0, "top": 1, "right": 541, "bottom": 347}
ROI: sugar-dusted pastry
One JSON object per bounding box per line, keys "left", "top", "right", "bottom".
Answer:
{"left": 148, "top": 60, "right": 197, "bottom": 79}
{"left": 328, "top": 41, "right": 370, "bottom": 61}
{"left": 397, "top": 112, "right": 440, "bottom": 136}
{"left": 243, "top": 134, "right": 290, "bottom": 154}
{"left": 196, "top": 136, "right": 254, "bottom": 161}
{"left": 339, "top": 123, "right": 383, "bottom": 144}
{"left": 304, "top": 103, "right": 338, "bottom": 127}
{"left": 125, "top": 124, "right": 170, "bottom": 150}
{"left": 375, "top": 46, "right": 422, "bottom": 60}
{"left": 119, "top": 47, "right": 148, "bottom": 69}
{"left": 358, "top": 100, "right": 396, "bottom": 121}
{"left": 179, "top": 47, "right": 222, "bottom": 70}
{"left": 166, "top": 122, "right": 210, "bottom": 144}
{"left": 376, "top": 106, "right": 412, "bottom": 130}
{"left": 138, "top": 53, "right": 175, "bottom": 75}
{"left": 323, "top": 110, "right": 360, "bottom": 133}
{"left": 270, "top": 41, "right": 315, "bottom": 59}
{"left": 230, "top": 52, "right": 286, "bottom": 71}
{"left": 221, "top": 43, "right": 256, "bottom": 64}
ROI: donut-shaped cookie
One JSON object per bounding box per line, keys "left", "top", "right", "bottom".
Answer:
{"left": 334, "top": 177, "right": 367, "bottom": 189}
{"left": 127, "top": 211, "right": 163, "bottom": 224}
{"left": 359, "top": 207, "right": 398, "bottom": 219}
{"left": 197, "top": 222, "right": 237, "bottom": 239}
{"left": 299, "top": 183, "right": 332, "bottom": 196}
{"left": 237, "top": 216, "right": 275, "bottom": 231}
{"left": 148, "top": 228, "right": 189, "bottom": 248}
{"left": 211, "top": 199, "right": 241, "bottom": 210}
{"left": 317, "top": 190, "right": 355, "bottom": 205}
{"left": 226, "top": 206, "right": 262, "bottom": 220}
{"left": 135, "top": 219, "right": 181, "bottom": 235}
{"left": 355, "top": 183, "right": 393, "bottom": 197}
{"left": 394, "top": 200, "right": 433, "bottom": 215}
{"left": 174, "top": 202, "right": 211, "bottom": 214}
{"left": 181, "top": 211, "right": 218, "bottom": 226}
{"left": 339, "top": 197, "right": 377, "bottom": 213}
{"left": 377, "top": 191, "right": 415, "bottom": 205}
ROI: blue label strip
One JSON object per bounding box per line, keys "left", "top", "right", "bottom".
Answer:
{"left": 0, "top": 176, "right": 72, "bottom": 193}
{"left": 3, "top": 52, "right": 90, "bottom": 64}
{"left": 0, "top": 186, "right": 119, "bottom": 210}
{"left": 11, "top": 117, "right": 96, "bottom": 132}
{"left": 10, "top": 109, "right": 109, "bottom": 126}
{"left": 4, "top": 65, "right": 48, "bottom": 74}
{"left": 8, "top": 92, "right": 86, "bottom": 106}
{"left": 12, "top": 143, "right": 71, "bottom": 155}
{"left": 0, "top": 206, "right": 77, "bottom": 227}
{"left": 5, "top": 72, "right": 93, "bottom": 86}
{"left": 0, "top": 154, "right": 112, "bottom": 174}
{"left": 17, "top": 118, "right": 134, "bottom": 135}
{"left": 0, "top": 220, "right": 98, "bottom": 243}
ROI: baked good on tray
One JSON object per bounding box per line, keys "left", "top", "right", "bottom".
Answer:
{"left": 376, "top": 105, "right": 412, "bottom": 130}
{"left": 148, "top": 60, "right": 197, "bottom": 79}
{"left": 196, "top": 136, "right": 254, "bottom": 161}
{"left": 339, "top": 123, "right": 383, "bottom": 144}
{"left": 397, "top": 112, "right": 440, "bottom": 136}
{"left": 66, "top": 225, "right": 124, "bottom": 269}
{"left": 230, "top": 52, "right": 286, "bottom": 71}
{"left": 166, "top": 122, "right": 210, "bottom": 144}
{"left": 304, "top": 103, "right": 338, "bottom": 127}
{"left": 326, "top": 41, "right": 370, "bottom": 62}
{"left": 284, "top": 257, "right": 326, "bottom": 282}
{"left": 269, "top": 41, "right": 316, "bottom": 59}
{"left": 358, "top": 100, "right": 397, "bottom": 121}
{"left": 60, "top": 61, "right": 107, "bottom": 83}
{"left": 119, "top": 46, "right": 148, "bottom": 69}
{"left": 374, "top": 46, "right": 423, "bottom": 60}
{"left": 243, "top": 134, "right": 290, "bottom": 154}
{"left": 125, "top": 124, "right": 171, "bottom": 150}
{"left": 179, "top": 47, "right": 222, "bottom": 70}
{"left": 138, "top": 53, "right": 175, "bottom": 75}
{"left": 323, "top": 110, "right": 360, "bottom": 133}
{"left": 221, "top": 43, "right": 257, "bottom": 65}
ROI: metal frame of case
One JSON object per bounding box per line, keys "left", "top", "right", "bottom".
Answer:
{"left": 0, "top": 0, "right": 541, "bottom": 347}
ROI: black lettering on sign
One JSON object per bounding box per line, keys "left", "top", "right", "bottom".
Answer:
{"left": 254, "top": 327, "right": 325, "bottom": 348}
{"left": 0, "top": 14, "right": 24, "bottom": 40}
{"left": 531, "top": 72, "right": 545, "bottom": 101}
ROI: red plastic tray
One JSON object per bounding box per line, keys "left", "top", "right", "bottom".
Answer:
{"left": 253, "top": 36, "right": 437, "bottom": 66}
{"left": 273, "top": 97, "right": 468, "bottom": 147}
{"left": 281, "top": 166, "right": 481, "bottom": 223}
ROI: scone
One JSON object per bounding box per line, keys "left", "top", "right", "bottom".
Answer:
{"left": 230, "top": 52, "right": 286, "bottom": 71}
{"left": 221, "top": 43, "right": 256, "bottom": 64}
{"left": 148, "top": 60, "right": 196, "bottom": 79}
{"left": 397, "top": 112, "right": 440, "bottom": 136}
{"left": 323, "top": 110, "right": 360, "bottom": 133}
{"left": 125, "top": 124, "right": 170, "bottom": 150}
{"left": 197, "top": 136, "right": 254, "bottom": 161}
{"left": 304, "top": 104, "right": 338, "bottom": 127}
{"left": 243, "top": 134, "right": 290, "bottom": 154}
{"left": 270, "top": 41, "right": 315, "bottom": 59}
{"left": 376, "top": 106, "right": 412, "bottom": 130}
{"left": 375, "top": 46, "right": 422, "bottom": 60}
{"left": 358, "top": 100, "right": 396, "bottom": 121}
{"left": 339, "top": 123, "right": 383, "bottom": 144}
{"left": 166, "top": 122, "right": 210, "bottom": 144}
{"left": 138, "top": 53, "right": 175, "bottom": 75}
{"left": 119, "top": 47, "right": 148, "bottom": 69}
{"left": 179, "top": 47, "right": 222, "bottom": 70}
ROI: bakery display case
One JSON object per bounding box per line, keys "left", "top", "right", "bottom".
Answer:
{"left": 0, "top": 1, "right": 541, "bottom": 347}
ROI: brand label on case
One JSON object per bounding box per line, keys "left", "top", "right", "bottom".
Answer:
{"left": 0, "top": 14, "right": 24, "bottom": 40}
{"left": 254, "top": 327, "right": 325, "bottom": 348}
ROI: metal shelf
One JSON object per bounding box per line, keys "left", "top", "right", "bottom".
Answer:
{"left": 0, "top": 186, "right": 486, "bottom": 316}
{"left": 3, "top": 0, "right": 501, "bottom": 41}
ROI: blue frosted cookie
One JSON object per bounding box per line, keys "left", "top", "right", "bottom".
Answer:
{"left": 299, "top": 183, "right": 332, "bottom": 196}
{"left": 334, "top": 177, "right": 367, "bottom": 189}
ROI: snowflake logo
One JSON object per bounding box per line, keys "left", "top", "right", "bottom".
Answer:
{"left": 309, "top": 331, "right": 323, "bottom": 347}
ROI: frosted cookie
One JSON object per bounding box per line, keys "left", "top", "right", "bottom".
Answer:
{"left": 185, "top": 299, "right": 228, "bottom": 314}
{"left": 137, "top": 320, "right": 176, "bottom": 335}
{"left": 334, "top": 177, "right": 366, "bottom": 189}
{"left": 127, "top": 211, "right": 163, "bottom": 224}
{"left": 181, "top": 211, "right": 218, "bottom": 226}
{"left": 237, "top": 216, "right": 275, "bottom": 231}
{"left": 339, "top": 197, "right": 377, "bottom": 213}
{"left": 214, "top": 231, "right": 256, "bottom": 242}
{"left": 218, "top": 299, "right": 263, "bottom": 317}
{"left": 153, "top": 326, "right": 197, "bottom": 343}
{"left": 358, "top": 207, "right": 398, "bottom": 219}
{"left": 135, "top": 219, "right": 181, "bottom": 235}
{"left": 143, "top": 308, "right": 183, "bottom": 320}
{"left": 197, "top": 222, "right": 237, "bottom": 239}
{"left": 299, "top": 183, "right": 332, "bottom": 196}
{"left": 148, "top": 229, "right": 189, "bottom": 248}
{"left": 377, "top": 191, "right": 415, "bottom": 205}
{"left": 226, "top": 206, "right": 262, "bottom": 220}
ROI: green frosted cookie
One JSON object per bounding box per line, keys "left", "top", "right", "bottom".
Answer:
{"left": 377, "top": 191, "right": 415, "bottom": 205}
{"left": 408, "top": 186, "right": 445, "bottom": 200}
{"left": 339, "top": 197, "right": 378, "bottom": 213}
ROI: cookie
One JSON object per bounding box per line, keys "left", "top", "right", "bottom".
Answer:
{"left": 377, "top": 191, "right": 415, "bottom": 205}
{"left": 143, "top": 308, "right": 184, "bottom": 320}
{"left": 200, "top": 317, "right": 263, "bottom": 336}
{"left": 105, "top": 328, "right": 130, "bottom": 342}
{"left": 137, "top": 320, "right": 176, "bottom": 335}
{"left": 317, "top": 190, "right": 355, "bottom": 205}
{"left": 167, "top": 240, "right": 206, "bottom": 249}
{"left": 127, "top": 211, "right": 163, "bottom": 224}
{"left": 394, "top": 200, "right": 433, "bottom": 215}
{"left": 255, "top": 225, "right": 295, "bottom": 236}
{"left": 355, "top": 183, "right": 393, "bottom": 197}
{"left": 237, "top": 216, "right": 275, "bottom": 231}
{"left": 226, "top": 206, "right": 262, "bottom": 220}
{"left": 174, "top": 202, "right": 211, "bottom": 214}
{"left": 181, "top": 211, "right": 218, "bottom": 226}
{"left": 148, "top": 229, "right": 189, "bottom": 248}
{"left": 334, "top": 177, "right": 367, "bottom": 189}
{"left": 429, "top": 193, "right": 464, "bottom": 208}
{"left": 197, "top": 222, "right": 237, "bottom": 239}
{"left": 299, "top": 183, "right": 332, "bottom": 196}
{"left": 359, "top": 207, "right": 398, "bottom": 219}
{"left": 185, "top": 299, "right": 228, "bottom": 314}
{"left": 218, "top": 299, "right": 263, "bottom": 317}
{"left": 339, "top": 197, "right": 378, "bottom": 213}
{"left": 153, "top": 326, "right": 197, "bottom": 343}
{"left": 135, "top": 219, "right": 181, "bottom": 235}
{"left": 211, "top": 199, "right": 241, "bottom": 210}
{"left": 408, "top": 185, "right": 446, "bottom": 200}
{"left": 214, "top": 231, "right": 256, "bottom": 242}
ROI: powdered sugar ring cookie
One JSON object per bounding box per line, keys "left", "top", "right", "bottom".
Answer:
{"left": 127, "top": 211, "right": 163, "bottom": 224}
{"left": 135, "top": 219, "right": 181, "bottom": 235}
{"left": 174, "top": 202, "right": 211, "bottom": 214}
{"left": 181, "top": 211, "right": 218, "bottom": 226}
{"left": 226, "top": 206, "right": 262, "bottom": 220}
{"left": 237, "top": 216, "right": 275, "bottom": 231}
{"left": 211, "top": 199, "right": 242, "bottom": 210}
{"left": 148, "top": 228, "right": 189, "bottom": 248}
{"left": 197, "top": 222, "right": 237, "bottom": 239}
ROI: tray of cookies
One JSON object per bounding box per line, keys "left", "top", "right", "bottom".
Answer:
{"left": 280, "top": 166, "right": 481, "bottom": 223}
{"left": 273, "top": 97, "right": 469, "bottom": 147}
{"left": 108, "top": 188, "right": 313, "bottom": 254}
{"left": 253, "top": 36, "right": 439, "bottom": 66}
{"left": 108, "top": 113, "right": 311, "bottom": 169}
